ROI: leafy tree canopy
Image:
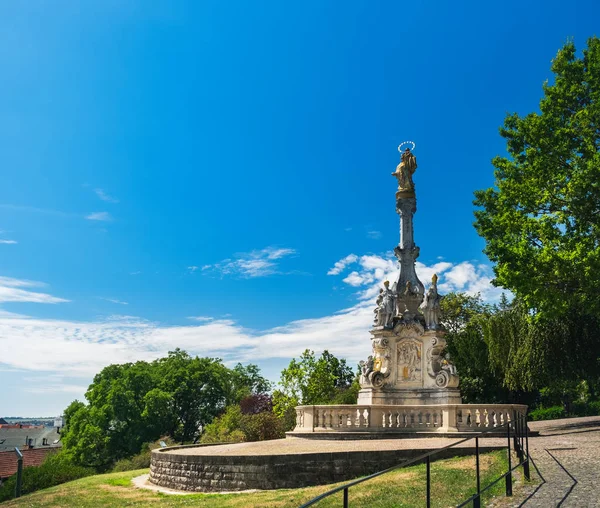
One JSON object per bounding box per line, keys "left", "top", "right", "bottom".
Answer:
{"left": 273, "top": 349, "right": 359, "bottom": 430}
{"left": 61, "top": 349, "right": 268, "bottom": 468}
{"left": 474, "top": 37, "right": 600, "bottom": 316}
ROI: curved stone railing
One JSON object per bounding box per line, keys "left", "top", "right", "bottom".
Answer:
{"left": 291, "top": 404, "right": 527, "bottom": 434}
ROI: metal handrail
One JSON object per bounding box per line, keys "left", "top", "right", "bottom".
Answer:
{"left": 299, "top": 411, "right": 530, "bottom": 508}
{"left": 14, "top": 447, "right": 23, "bottom": 498}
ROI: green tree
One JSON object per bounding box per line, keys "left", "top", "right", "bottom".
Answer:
{"left": 273, "top": 350, "right": 357, "bottom": 430}
{"left": 61, "top": 350, "right": 268, "bottom": 468}
{"left": 441, "top": 293, "right": 511, "bottom": 403}
{"left": 481, "top": 299, "right": 600, "bottom": 395}
{"left": 474, "top": 37, "right": 600, "bottom": 316}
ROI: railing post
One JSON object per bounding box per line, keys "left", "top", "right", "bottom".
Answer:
{"left": 523, "top": 416, "right": 531, "bottom": 481}
{"left": 512, "top": 410, "right": 518, "bottom": 452}
{"left": 343, "top": 487, "right": 348, "bottom": 508}
{"left": 426, "top": 455, "right": 431, "bottom": 508}
{"left": 14, "top": 447, "right": 23, "bottom": 498}
{"left": 473, "top": 437, "right": 481, "bottom": 508}
{"left": 506, "top": 421, "right": 513, "bottom": 496}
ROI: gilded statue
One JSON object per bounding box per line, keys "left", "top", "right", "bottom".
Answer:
{"left": 392, "top": 148, "right": 417, "bottom": 192}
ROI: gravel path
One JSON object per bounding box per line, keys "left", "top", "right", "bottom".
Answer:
{"left": 171, "top": 436, "right": 502, "bottom": 456}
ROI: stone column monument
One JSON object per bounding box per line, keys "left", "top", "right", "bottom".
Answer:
{"left": 358, "top": 143, "right": 461, "bottom": 405}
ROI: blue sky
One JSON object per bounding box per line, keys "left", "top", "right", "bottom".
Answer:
{"left": 1, "top": 0, "right": 598, "bottom": 416}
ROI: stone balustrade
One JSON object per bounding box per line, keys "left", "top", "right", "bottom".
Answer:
{"left": 292, "top": 404, "right": 528, "bottom": 434}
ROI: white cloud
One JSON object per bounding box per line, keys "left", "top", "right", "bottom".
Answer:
{"left": 203, "top": 247, "right": 297, "bottom": 278}
{"left": 327, "top": 254, "right": 358, "bottom": 275}
{"left": 366, "top": 230, "right": 382, "bottom": 240}
{"left": 130, "top": 271, "right": 141, "bottom": 276}
{"left": 23, "top": 383, "right": 88, "bottom": 395}
{"left": 438, "top": 262, "right": 505, "bottom": 301}
{"left": 0, "top": 256, "right": 505, "bottom": 384}
{"left": 187, "top": 266, "right": 199, "bottom": 272}
{"left": 328, "top": 253, "right": 502, "bottom": 302}
{"left": 0, "top": 276, "right": 68, "bottom": 304}
{"left": 85, "top": 212, "right": 113, "bottom": 222}
{"left": 343, "top": 271, "right": 372, "bottom": 287}
{"left": 94, "top": 188, "right": 119, "bottom": 203}
{"left": 100, "top": 298, "right": 129, "bottom": 305}
{"left": 0, "top": 240, "right": 17, "bottom": 244}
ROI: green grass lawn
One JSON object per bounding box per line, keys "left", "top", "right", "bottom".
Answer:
{"left": 2, "top": 451, "right": 513, "bottom": 507}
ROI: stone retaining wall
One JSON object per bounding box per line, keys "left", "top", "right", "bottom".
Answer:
{"left": 149, "top": 445, "right": 499, "bottom": 492}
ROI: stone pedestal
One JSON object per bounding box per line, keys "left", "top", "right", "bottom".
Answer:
{"left": 358, "top": 321, "right": 461, "bottom": 406}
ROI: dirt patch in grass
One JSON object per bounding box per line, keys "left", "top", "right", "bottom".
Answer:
{"left": 443, "top": 454, "right": 496, "bottom": 471}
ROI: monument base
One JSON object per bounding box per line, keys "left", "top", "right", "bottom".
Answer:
{"left": 357, "top": 387, "right": 462, "bottom": 406}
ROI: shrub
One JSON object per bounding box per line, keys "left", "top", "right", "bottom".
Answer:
{"left": 568, "top": 400, "right": 600, "bottom": 417}
{"left": 241, "top": 412, "right": 285, "bottom": 441}
{"left": 240, "top": 394, "right": 273, "bottom": 414}
{"left": 529, "top": 406, "right": 567, "bottom": 421}
{"left": 200, "top": 405, "right": 286, "bottom": 443}
{"left": 200, "top": 406, "right": 246, "bottom": 444}
{"left": 0, "top": 450, "right": 94, "bottom": 502}
{"left": 112, "top": 437, "right": 177, "bottom": 472}
{"left": 112, "top": 449, "right": 151, "bottom": 472}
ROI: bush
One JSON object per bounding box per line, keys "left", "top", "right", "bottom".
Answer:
{"left": 569, "top": 400, "right": 600, "bottom": 417}
{"left": 112, "top": 449, "right": 151, "bottom": 472}
{"left": 111, "top": 437, "right": 177, "bottom": 472}
{"left": 0, "top": 450, "right": 94, "bottom": 502}
{"left": 529, "top": 406, "right": 567, "bottom": 421}
{"left": 240, "top": 394, "right": 273, "bottom": 414}
{"left": 241, "top": 412, "right": 285, "bottom": 441}
{"left": 200, "top": 405, "right": 286, "bottom": 443}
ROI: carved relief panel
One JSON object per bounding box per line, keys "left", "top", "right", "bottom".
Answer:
{"left": 396, "top": 338, "right": 423, "bottom": 385}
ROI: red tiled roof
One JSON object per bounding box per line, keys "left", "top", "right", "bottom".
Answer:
{"left": 0, "top": 448, "right": 58, "bottom": 479}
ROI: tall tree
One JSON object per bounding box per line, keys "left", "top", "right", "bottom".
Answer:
{"left": 474, "top": 37, "right": 600, "bottom": 316}
{"left": 61, "top": 350, "right": 268, "bottom": 467}
{"left": 441, "top": 293, "right": 513, "bottom": 403}
{"left": 273, "top": 350, "right": 358, "bottom": 430}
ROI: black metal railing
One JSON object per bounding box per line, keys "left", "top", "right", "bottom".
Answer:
{"left": 299, "top": 411, "right": 530, "bottom": 508}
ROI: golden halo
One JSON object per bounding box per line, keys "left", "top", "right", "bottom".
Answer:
{"left": 398, "top": 141, "right": 416, "bottom": 152}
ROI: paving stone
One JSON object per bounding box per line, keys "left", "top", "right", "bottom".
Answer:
{"left": 492, "top": 416, "right": 600, "bottom": 507}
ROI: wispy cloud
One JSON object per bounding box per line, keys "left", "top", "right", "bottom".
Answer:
{"left": 94, "top": 188, "right": 119, "bottom": 203}
{"left": 366, "top": 230, "right": 382, "bottom": 240}
{"left": 100, "top": 297, "right": 129, "bottom": 305}
{"left": 187, "top": 266, "right": 199, "bottom": 273}
{"left": 327, "top": 254, "right": 358, "bottom": 275}
{"left": 0, "top": 257, "right": 505, "bottom": 381}
{"left": 202, "top": 247, "right": 297, "bottom": 278}
{"left": 0, "top": 204, "right": 74, "bottom": 218}
{"left": 0, "top": 240, "right": 17, "bottom": 244}
{"left": 130, "top": 271, "right": 141, "bottom": 276}
{"left": 0, "top": 276, "right": 69, "bottom": 304}
{"left": 187, "top": 316, "right": 213, "bottom": 322}
{"left": 85, "top": 212, "right": 113, "bottom": 222}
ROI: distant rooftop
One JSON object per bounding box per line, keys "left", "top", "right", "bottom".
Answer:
{"left": 0, "top": 426, "right": 61, "bottom": 452}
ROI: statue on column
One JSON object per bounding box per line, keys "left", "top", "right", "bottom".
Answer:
{"left": 373, "top": 288, "right": 383, "bottom": 326}
{"left": 392, "top": 147, "right": 418, "bottom": 192}
{"left": 421, "top": 273, "right": 442, "bottom": 330}
{"left": 375, "top": 281, "right": 396, "bottom": 328}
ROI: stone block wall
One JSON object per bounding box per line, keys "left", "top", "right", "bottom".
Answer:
{"left": 149, "top": 445, "right": 498, "bottom": 492}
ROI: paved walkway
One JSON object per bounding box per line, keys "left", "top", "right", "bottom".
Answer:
{"left": 498, "top": 416, "right": 600, "bottom": 507}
